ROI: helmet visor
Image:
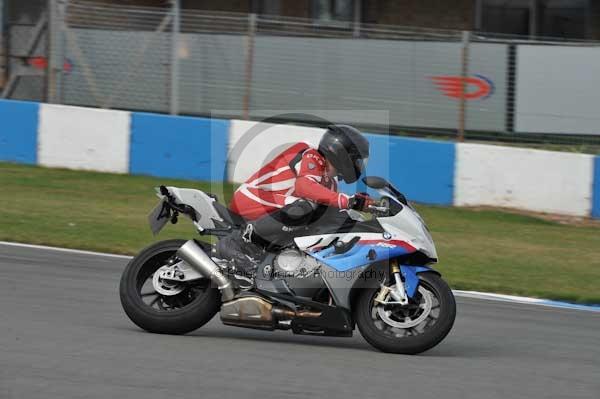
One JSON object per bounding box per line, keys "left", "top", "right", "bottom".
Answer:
{"left": 354, "top": 157, "right": 368, "bottom": 175}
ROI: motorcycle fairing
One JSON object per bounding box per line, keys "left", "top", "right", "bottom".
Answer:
{"left": 295, "top": 232, "right": 436, "bottom": 308}
{"left": 318, "top": 263, "right": 435, "bottom": 310}
{"left": 255, "top": 289, "right": 354, "bottom": 337}
{"left": 310, "top": 238, "right": 415, "bottom": 272}
{"left": 296, "top": 233, "right": 417, "bottom": 272}
{"left": 157, "top": 186, "right": 224, "bottom": 229}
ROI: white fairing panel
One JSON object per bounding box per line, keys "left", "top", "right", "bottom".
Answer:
{"left": 166, "top": 187, "right": 223, "bottom": 229}
{"left": 295, "top": 207, "right": 437, "bottom": 261}
{"left": 378, "top": 207, "right": 438, "bottom": 260}
{"left": 295, "top": 232, "right": 385, "bottom": 251}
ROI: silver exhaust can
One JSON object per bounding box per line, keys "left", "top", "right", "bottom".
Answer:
{"left": 176, "top": 240, "right": 235, "bottom": 301}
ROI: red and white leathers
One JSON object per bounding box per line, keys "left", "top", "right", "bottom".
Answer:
{"left": 230, "top": 142, "right": 351, "bottom": 220}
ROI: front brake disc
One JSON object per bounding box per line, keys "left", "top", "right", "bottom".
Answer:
{"left": 376, "top": 285, "right": 433, "bottom": 328}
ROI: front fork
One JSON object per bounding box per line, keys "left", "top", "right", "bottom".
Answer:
{"left": 374, "top": 260, "right": 432, "bottom": 305}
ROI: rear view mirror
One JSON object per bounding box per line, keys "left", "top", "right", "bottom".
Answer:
{"left": 362, "top": 176, "right": 388, "bottom": 189}
{"left": 362, "top": 176, "right": 408, "bottom": 206}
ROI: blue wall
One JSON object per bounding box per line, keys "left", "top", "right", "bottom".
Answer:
{"left": 0, "top": 98, "right": 593, "bottom": 217}
{"left": 0, "top": 100, "right": 38, "bottom": 164}
{"left": 129, "top": 113, "right": 229, "bottom": 182}
{"left": 339, "top": 134, "right": 455, "bottom": 205}
{"left": 593, "top": 156, "right": 600, "bottom": 219}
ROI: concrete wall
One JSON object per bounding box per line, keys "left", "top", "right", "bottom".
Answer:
{"left": 593, "top": 156, "right": 600, "bottom": 219}
{"left": 454, "top": 143, "right": 595, "bottom": 217}
{"left": 227, "top": 119, "right": 325, "bottom": 183}
{"left": 345, "top": 134, "right": 456, "bottom": 205}
{"left": 0, "top": 99, "right": 38, "bottom": 164}
{"left": 228, "top": 119, "right": 456, "bottom": 205}
{"left": 130, "top": 112, "right": 229, "bottom": 182}
{"left": 0, "top": 99, "right": 598, "bottom": 219}
{"left": 38, "top": 103, "right": 131, "bottom": 173}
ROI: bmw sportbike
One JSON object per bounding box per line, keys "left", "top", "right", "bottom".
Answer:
{"left": 119, "top": 177, "right": 456, "bottom": 354}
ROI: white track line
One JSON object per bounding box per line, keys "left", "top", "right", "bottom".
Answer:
{"left": 1, "top": 241, "right": 598, "bottom": 312}
{"left": 453, "top": 290, "right": 600, "bottom": 312}
{"left": 0, "top": 241, "right": 132, "bottom": 260}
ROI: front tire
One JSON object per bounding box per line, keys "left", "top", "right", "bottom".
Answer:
{"left": 119, "top": 239, "right": 221, "bottom": 335}
{"left": 355, "top": 272, "right": 456, "bottom": 354}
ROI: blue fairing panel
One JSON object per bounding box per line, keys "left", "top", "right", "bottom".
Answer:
{"left": 401, "top": 265, "right": 432, "bottom": 297}
{"left": 310, "top": 243, "right": 412, "bottom": 272}
{"left": 319, "top": 262, "right": 436, "bottom": 310}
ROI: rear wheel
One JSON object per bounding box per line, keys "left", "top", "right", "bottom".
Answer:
{"left": 119, "top": 239, "right": 221, "bottom": 335}
{"left": 355, "top": 272, "right": 456, "bottom": 354}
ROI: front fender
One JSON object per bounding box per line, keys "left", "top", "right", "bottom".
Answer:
{"left": 400, "top": 265, "right": 439, "bottom": 297}
{"left": 329, "top": 263, "right": 440, "bottom": 311}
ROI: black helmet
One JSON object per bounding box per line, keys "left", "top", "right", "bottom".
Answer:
{"left": 318, "top": 124, "right": 369, "bottom": 183}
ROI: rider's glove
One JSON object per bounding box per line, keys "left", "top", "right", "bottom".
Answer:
{"left": 348, "top": 192, "right": 375, "bottom": 211}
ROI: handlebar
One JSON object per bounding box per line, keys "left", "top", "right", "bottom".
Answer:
{"left": 367, "top": 204, "right": 389, "bottom": 213}
{"left": 365, "top": 196, "right": 404, "bottom": 216}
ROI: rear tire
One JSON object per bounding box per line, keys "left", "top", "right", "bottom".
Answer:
{"left": 119, "top": 239, "right": 221, "bottom": 335}
{"left": 355, "top": 272, "right": 456, "bottom": 354}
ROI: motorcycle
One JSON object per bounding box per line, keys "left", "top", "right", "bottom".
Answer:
{"left": 119, "top": 176, "right": 456, "bottom": 354}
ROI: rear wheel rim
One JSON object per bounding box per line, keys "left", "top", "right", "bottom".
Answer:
{"left": 136, "top": 249, "right": 210, "bottom": 312}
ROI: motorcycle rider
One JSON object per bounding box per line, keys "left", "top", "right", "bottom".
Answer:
{"left": 217, "top": 124, "right": 373, "bottom": 272}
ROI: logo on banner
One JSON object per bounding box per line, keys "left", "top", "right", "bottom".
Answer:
{"left": 27, "top": 57, "right": 73, "bottom": 74}
{"left": 431, "top": 74, "right": 494, "bottom": 100}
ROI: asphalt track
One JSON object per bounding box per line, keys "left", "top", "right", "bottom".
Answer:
{"left": 1, "top": 243, "right": 598, "bottom": 399}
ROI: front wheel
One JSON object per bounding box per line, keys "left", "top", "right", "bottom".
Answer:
{"left": 119, "top": 239, "right": 221, "bottom": 335}
{"left": 355, "top": 272, "right": 456, "bottom": 354}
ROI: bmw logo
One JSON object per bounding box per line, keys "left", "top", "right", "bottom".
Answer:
{"left": 383, "top": 232, "right": 392, "bottom": 240}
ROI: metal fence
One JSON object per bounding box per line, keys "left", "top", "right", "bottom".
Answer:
{"left": 6, "top": 0, "right": 600, "bottom": 150}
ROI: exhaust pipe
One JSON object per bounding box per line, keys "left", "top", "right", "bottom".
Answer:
{"left": 220, "top": 294, "right": 322, "bottom": 330}
{"left": 176, "top": 240, "right": 235, "bottom": 301}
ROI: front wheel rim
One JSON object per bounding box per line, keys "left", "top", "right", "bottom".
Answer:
{"left": 370, "top": 281, "right": 441, "bottom": 338}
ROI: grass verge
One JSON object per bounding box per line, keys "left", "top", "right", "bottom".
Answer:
{"left": 1, "top": 162, "right": 599, "bottom": 304}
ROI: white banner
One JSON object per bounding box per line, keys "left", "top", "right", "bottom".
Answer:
{"left": 516, "top": 45, "right": 600, "bottom": 135}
